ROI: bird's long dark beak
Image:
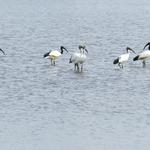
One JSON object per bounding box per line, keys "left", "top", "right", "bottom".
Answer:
{"left": 131, "top": 49, "right": 136, "bottom": 54}
{"left": 143, "top": 42, "right": 150, "bottom": 50}
{"left": 0, "top": 49, "right": 5, "bottom": 55}
{"left": 63, "top": 47, "right": 68, "bottom": 53}
{"left": 85, "top": 49, "right": 88, "bottom": 53}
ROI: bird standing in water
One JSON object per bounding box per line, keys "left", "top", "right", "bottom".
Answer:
{"left": 113, "top": 47, "right": 136, "bottom": 68}
{"left": 44, "top": 46, "right": 68, "bottom": 66}
{"left": 69, "top": 45, "right": 88, "bottom": 72}
{"left": 133, "top": 42, "right": 150, "bottom": 67}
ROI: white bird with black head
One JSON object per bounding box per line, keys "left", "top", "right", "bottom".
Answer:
{"left": 43, "top": 46, "right": 68, "bottom": 66}
{"left": 113, "top": 47, "right": 136, "bottom": 68}
{"left": 69, "top": 45, "right": 88, "bottom": 72}
{"left": 133, "top": 42, "right": 150, "bottom": 67}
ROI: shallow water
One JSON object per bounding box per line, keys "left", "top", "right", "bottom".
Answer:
{"left": 0, "top": 0, "right": 150, "bottom": 150}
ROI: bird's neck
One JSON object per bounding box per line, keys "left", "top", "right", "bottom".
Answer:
{"left": 60, "top": 49, "right": 63, "bottom": 54}
{"left": 80, "top": 49, "right": 85, "bottom": 53}
{"left": 126, "top": 52, "right": 130, "bottom": 56}
{"left": 127, "top": 50, "right": 131, "bottom": 54}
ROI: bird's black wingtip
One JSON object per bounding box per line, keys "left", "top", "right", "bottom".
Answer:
{"left": 113, "top": 58, "right": 119, "bottom": 64}
{"left": 133, "top": 55, "right": 139, "bottom": 61}
{"left": 43, "top": 52, "right": 50, "bottom": 58}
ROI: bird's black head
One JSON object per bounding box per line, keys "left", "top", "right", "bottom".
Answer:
{"left": 60, "top": 46, "right": 68, "bottom": 54}
{"left": 79, "top": 45, "right": 86, "bottom": 50}
{"left": 79, "top": 45, "right": 88, "bottom": 53}
{"left": 143, "top": 42, "right": 150, "bottom": 50}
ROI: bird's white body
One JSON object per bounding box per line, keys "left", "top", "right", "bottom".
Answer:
{"left": 118, "top": 53, "right": 130, "bottom": 63}
{"left": 70, "top": 52, "right": 87, "bottom": 64}
{"left": 137, "top": 50, "right": 150, "bottom": 60}
{"left": 49, "top": 50, "right": 61, "bottom": 60}
{"left": 70, "top": 45, "right": 88, "bottom": 72}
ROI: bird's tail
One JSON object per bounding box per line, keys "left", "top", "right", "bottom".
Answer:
{"left": 133, "top": 55, "right": 139, "bottom": 61}
{"left": 43, "top": 52, "right": 50, "bottom": 58}
{"left": 113, "top": 58, "right": 119, "bottom": 64}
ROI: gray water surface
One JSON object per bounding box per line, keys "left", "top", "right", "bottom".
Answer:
{"left": 0, "top": 0, "right": 150, "bottom": 150}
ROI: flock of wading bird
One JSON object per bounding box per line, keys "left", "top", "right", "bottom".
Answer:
{"left": 113, "top": 42, "right": 150, "bottom": 68}
{"left": 43, "top": 45, "right": 88, "bottom": 72}
{"left": 43, "top": 42, "right": 150, "bottom": 71}
{"left": 0, "top": 42, "right": 150, "bottom": 71}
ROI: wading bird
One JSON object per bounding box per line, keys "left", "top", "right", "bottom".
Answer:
{"left": 133, "top": 42, "right": 150, "bottom": 67}
{"left": 113, "top": 47, "right": 136, "bottom": 68}
{"left": 44, "top": 46, "right": 68, "bottom": 66}
{"left": 69, "top": 45, "right": 88, "bottom": 72}
{"left": 0, "top": 48, "right": 5, "bottom": 55}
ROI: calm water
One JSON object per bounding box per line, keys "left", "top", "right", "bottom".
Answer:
{"left": 0, "top": 0, "right": 150, "bottom": 149}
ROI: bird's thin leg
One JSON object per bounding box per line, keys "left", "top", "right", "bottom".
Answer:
{"left": 142, "top": 60, "right": 146, "bottom": 68}
{"left": 50, "top": 59, "right": 53, "bottom": 66}
{"left": 53, "top": 61, "right": 55, "bottom": 66}
{"left": 81, "top": 64, "right": 83, "bottom": 72}
{"left": 77, "top": 64, "right": 79, "bottom": 72}
{"left": 118, "top": 63, "right": 121, "bottom": 68}
{"left": 74, "top": 64, "right": 77, "bottom": 71}
{"left": 118, "top": 63, "right": 123, "bottom": 69}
